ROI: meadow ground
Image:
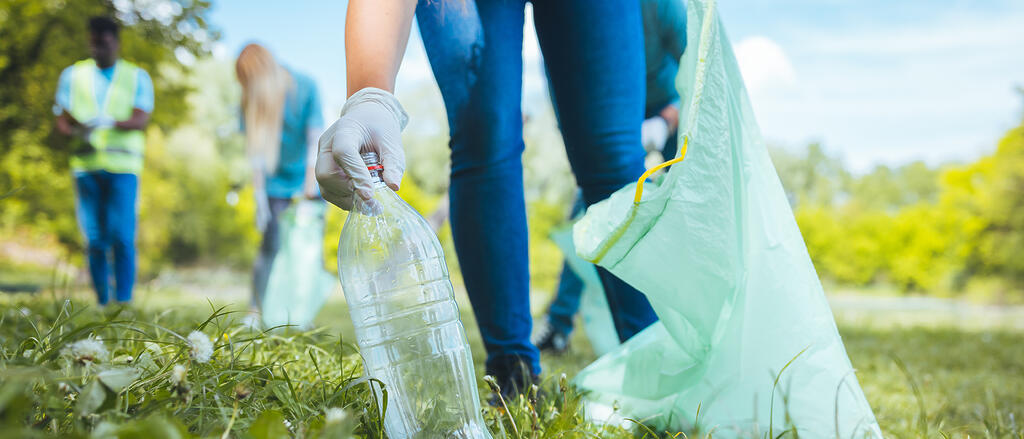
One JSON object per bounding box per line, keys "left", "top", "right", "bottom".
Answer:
{"left": 0, "top": 274, "right": 1022, "bottom": 438}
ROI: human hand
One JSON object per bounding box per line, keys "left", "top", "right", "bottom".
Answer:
{"left": 315, "top": 87, "right": 408, "bottom": 211}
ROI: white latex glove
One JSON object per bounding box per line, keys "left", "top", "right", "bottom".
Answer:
{"left": 316, "top": 87, "right": 408, "bottom": 211}
{"left": 640, "top": 116, "right": 670, "bottom": 153}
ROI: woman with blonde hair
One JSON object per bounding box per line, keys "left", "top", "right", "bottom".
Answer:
{"left": 236, "top": 43, "right": 324, "bottom": 320}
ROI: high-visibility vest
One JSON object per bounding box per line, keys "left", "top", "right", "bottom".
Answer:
{"left": 67, "top": 59, "right": 146, "bottom": 174}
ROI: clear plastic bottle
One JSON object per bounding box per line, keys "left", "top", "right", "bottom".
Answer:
{"left": 337, "top": 152, "right": 492, "bottom": 439}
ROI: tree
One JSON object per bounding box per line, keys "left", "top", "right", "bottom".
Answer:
{"left": 770, "top": 143, "right": 850, "bottom": 208}
{"left": 950, "top": 118, "right": 1024, "bottom": 293}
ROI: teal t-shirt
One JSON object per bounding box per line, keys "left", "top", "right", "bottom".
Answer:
{"left": 250, "top": 68, "right": 323, "bottom": 199}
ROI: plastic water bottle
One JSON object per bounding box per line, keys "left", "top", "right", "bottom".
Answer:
{"left": 337, "top": 152, "right": 492, "bottom": 439}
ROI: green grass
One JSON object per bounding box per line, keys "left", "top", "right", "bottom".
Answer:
{"left": 1, "top": 289, "right": 1022, "bottom": 438}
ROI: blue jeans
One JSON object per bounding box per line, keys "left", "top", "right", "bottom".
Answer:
{"left": 417, "top": 0, "right": 659, "bottom": 375}
{"left": 74, "top": 171, "right": 138, "bottom": 304}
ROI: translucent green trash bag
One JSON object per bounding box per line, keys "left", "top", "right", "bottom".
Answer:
{"left": 571, "top": 0, "right": 883, "bottom": 436}
{"left": 549, "top": 224, "right": 619, "bottom": 357}
{"left": 263, "top": 200, "right": 335, "bottom": 330}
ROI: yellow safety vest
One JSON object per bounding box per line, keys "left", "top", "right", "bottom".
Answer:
{"left": 67, "top": 59, "right": 146, "bottom": 174}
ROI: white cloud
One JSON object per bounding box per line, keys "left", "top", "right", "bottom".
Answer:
{"left": 733, "top": 36, "right": 797, "bottom": 96}
{"left": 728, "top": 6, "right": 1024, "bottom": 172}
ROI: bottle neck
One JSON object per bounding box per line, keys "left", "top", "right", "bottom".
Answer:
{"left": 362, "top": 152, "right": 385, "bottom": 185}
{"left": 368, "top": 167, "right": 385, "bottom": 185}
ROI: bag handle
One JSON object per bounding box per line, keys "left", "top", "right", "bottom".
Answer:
{"left": 633, "top": 136, "right": 688, "bottom": 204}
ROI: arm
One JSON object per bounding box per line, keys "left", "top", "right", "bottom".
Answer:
{"left": 344, "top": 0, "right": 418, "bottom": 94}
{"left": 658, "top": 103, "right": 679, "bottom": 132}
{"left": 114, "top": 109, "right": 151, "bottom": 131}
{"left": 303, "top": 79, "right": 325, "bottom": 199}
{"left": 54, "top": 67, "right": 78, "bottom": 136}
{"left": 303, "top": 127, "right": 321, "bottom": 198}
{"left": 116, "top": 69, "right": 154, "bottom": 131}
{"left": 315, "top": 0, "right": 415, "bottom": 211}
{"left": 55, "top": 111, "right": 79, "bottom": 136}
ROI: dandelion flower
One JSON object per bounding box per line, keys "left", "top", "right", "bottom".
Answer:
{"left": 325, "top": 407, "right": 347, "bottom": 425}
{"left": 61, "top": 336, "right": 109, "bottom": 365}
{"left": 169, "top": 364, "right": 187, "bottom": 386}
{"left": 187, "top": 331, "right": 213, "bottom": 363}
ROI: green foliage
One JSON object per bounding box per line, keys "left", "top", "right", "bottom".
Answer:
{"left": 0, "top": 294, "right": 648, "bottom": 438}
{"left": 134, "top": 59, "right": 258, "bottom": 273}
{"left": 4, "top": 291, "right": 1023, "bottom": 438}
{"left": 0, "top": 295, "right": 374, "bottom": 438}
{"left": 771, "top": 143, "right": 851, "bottom": 207}
{"left": 948, "top": 123, "right": 1024, "bottom": 293}
{"left": 776, "top": 114, "right": 1024, "bottom": 300}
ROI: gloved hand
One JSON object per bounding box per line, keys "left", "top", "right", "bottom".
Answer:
{"left": 316, "top": 87, "right": 408, "bottom": 211}
{"left": 640, "top": 116, "right": 670, "bottom": 153}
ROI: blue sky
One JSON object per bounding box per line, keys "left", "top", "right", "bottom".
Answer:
{"left": 209, "top": 0, "right": 1024, "bottom": 172}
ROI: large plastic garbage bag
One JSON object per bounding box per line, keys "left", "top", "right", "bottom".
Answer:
{"left": 263, "top": 200, "right": 335, "bottom": 330}
{"left": 549, "top": 224, "right": 620, "bottom": 357}
{"left": 571, "top": 0, "right": 883, "bottom": 436}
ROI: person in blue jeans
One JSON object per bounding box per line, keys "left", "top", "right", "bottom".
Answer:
{"left": 534, "top": 0, "right": 688, "bottom": 354}
{"left": 54, "top": 17, "right": 154, "bottom": 305}
{"left": 316, "top": 0, "right": 658, "bottom": 399}
{"left": 235, "top": 44, "right": 324, "bottom": 323}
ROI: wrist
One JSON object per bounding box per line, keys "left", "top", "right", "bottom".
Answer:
{"left": 342, "top": 87, "right": 409, "bottom": 130}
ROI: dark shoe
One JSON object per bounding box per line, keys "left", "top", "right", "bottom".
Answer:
{"left": 485, "top": 355, "right": 539, "bottom": 406}
{"left": 531, "top": 319, "right": 570, "bottom": 355}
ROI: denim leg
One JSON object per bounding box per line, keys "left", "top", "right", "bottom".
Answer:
{"left": 547, "top": 265, "right": 582, "bottom": 335}
{"left": 74, "top": 172, "right": 110, "bottom": 305}
{"left": 533, "top": 0, "right": 659, "bottom": 342}
{"left": 252, "top": 198, "right": 293, "bottom": 310}
{"left": 106, "top": 173, "right": 138, "bottom": 303}
{"left": 547, "top": 192, "right": 588, "bottom": 334}
{"left": 417, "top": 0, "right": 540, "bottom": 375}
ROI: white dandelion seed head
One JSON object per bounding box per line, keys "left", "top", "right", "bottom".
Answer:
{"left": 325, "top": 407, "right": 347, "bottom": 424}
{"left": 62, "top": 336, "right": 109, "bottom": 364}
{"left": 170, "top": 364, "right": 187, "bottom": 386}
{"left": 187, "top": 331, "right": 213, "bottom": 363}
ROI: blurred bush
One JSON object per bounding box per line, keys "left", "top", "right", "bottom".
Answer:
{"left": 778, "top": 107, "right": 1024, "bottom": 300}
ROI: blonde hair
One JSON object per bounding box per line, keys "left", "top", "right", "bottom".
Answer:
{"left": 236, "top": 43, "right": 292, "bottom": 173}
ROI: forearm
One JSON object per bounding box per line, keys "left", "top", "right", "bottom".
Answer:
{"left": 114, "top": 109, "right": 151, "bottom": 131}
{"left": 345, "top": 0, "right": 418, "bottom": 95}
{"left": 55, "top": 113, "right": 76, "bottom": 136}
{"left": 659, "top": 104, "right": 679, "bottom": 132}
{"left": 306, "top": 128, "right": 319, "bottom": 174}
{"left": 303, "top": 127, "right": 320, "bottom": 195}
